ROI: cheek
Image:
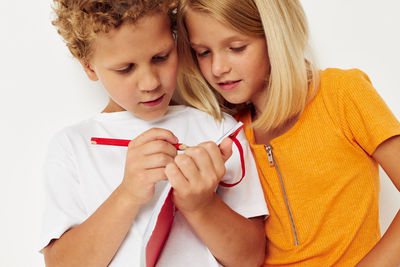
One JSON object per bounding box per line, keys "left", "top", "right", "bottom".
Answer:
{"left": 98, "top": 74, "right": 118, "bottom": 94}
{"left": 100, "top": 74, "right": 134, "bottom": 99}
{"left": 163, "top": 61, "right": 178, "bottom": 90}
{"left": 247, "top": 54, "right": 269, "bottom": 83}
{"left": 255, "top": 48, "right": 270, "bottom": 77}
{"left": 198, "top": 59, "right": 212, "bottom": 81}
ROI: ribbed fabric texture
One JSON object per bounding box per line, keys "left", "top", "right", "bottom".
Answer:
{"left": 238, "top": 68, "right": 400, "bottom": 266}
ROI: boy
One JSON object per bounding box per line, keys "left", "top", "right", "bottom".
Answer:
{"left": 39, "top": 0, "right": 268, "bottom": 266}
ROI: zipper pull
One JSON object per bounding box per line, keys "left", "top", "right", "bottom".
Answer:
{"left": 265, "top": 145, "right": 275, "bottom": 167}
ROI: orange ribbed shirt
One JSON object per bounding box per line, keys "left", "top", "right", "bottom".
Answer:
{"left": 238, "top": 69, "right": 400, "bottom": 266}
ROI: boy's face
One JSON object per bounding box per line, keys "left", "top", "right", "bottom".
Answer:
{"left": 82, "top": 13, "right": 178, "bottom": 120}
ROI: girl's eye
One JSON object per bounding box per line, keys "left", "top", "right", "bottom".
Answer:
{"left": 116, "top": 63, "right": 134, "bottom": 74}
{"left": 152, "top": 53, "right": 170, "bottom": 63}
{"left": 196, "top": 50, "right": 210, "bottom": 58}
{"left": 231, "top": 45, "right": 246, "bottom": 52}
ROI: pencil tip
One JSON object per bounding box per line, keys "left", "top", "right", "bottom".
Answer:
{"left": 179, "top": 144, "right": 189, "bottom": 150}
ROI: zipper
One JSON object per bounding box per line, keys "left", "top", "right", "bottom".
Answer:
{"left": 265, "top": 145, "right": 299, "bottom": 246}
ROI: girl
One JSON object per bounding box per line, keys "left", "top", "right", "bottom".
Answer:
{"left": 176, "top": 0, "right": 400, "bottom": 266}
{"left": 39, "top": 0, "right": 267, "bottom": 266}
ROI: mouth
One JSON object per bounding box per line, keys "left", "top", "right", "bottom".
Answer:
{"left": 141, "top": 94, "right": 165, "bottom": 107}
{"left": 217, "top": 80, "right": 241, "bottom": 91}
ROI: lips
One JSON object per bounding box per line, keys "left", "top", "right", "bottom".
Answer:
{"left": 217, "top": 80, "right": 241, "bottom": 91}
{"left": 141, "top": 94, "right": 165, "bottom": 107}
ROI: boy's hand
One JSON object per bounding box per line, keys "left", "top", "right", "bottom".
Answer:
{"left": 165, "top": 138, "right": 233, "bottom": 213}
{"left": 119, "top": 128, "right": 178, "bottom": 205}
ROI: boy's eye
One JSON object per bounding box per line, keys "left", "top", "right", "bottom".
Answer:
{"left": 231, "top": 45, "right": 246, "bottom": 52}
{"left": 116, "top": 63, "right": 134, "bottom": 74}
{"left": 152, "top": 53, "right": 170, "bottom": 63}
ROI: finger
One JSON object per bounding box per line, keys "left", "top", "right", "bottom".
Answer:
{"left": 138, "top": 153, "right": 176, "bottom": 169}
{"left": 198, "top": 141, "right": 226, "bottom": 180}
{"left": 124, "top": 167, "right": 168, "bottom": 186}
{"left": 130, "top": 128, "right": 178, "bottom": 148}
{"left": 145, "top": 167, "right": 169, "bottom": 183}
{"left": 182, "top": 146, "right": 219, "bottom": 185}
{"left": 136, "top": 140, "right": 178, "bottom": 157}
{"left": 218, "top": 137, "right": 233, "bottom": 162}
{"left": 165, "top": 162, "right": 190, "bottom": 193}
{"left": 173, "top": 153, "right": 202, "bottom": 184}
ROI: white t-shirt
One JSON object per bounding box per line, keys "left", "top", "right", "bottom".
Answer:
{"left": 39, "top": 105, "right": 268, "bottom": 267}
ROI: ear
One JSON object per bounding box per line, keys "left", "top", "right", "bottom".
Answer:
{"left": 80, "top": 60, "right": 99, "bottom": 81}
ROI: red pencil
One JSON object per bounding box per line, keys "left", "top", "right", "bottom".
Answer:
{"left": 91, "top": 137, "right": 188, "bottom": 151}
{"left": 91, "top": 122, "right": 243, "bottom": 151}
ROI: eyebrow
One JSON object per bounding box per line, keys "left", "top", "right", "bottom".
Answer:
{"left": 190, "top": 42, "right": 205, "bottom": 48}
{"left": 190, "top": 36, "right": 248, "bottom": 48}
{"left": 108, "top": 45, "right": 174, "bottom": 69}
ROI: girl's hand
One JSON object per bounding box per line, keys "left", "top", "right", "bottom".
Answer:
{"left": 165, "top": 137, "right": 233, "bottom": 213}
{"left": 119, "top": 128, "right": 178, "bottom": 205}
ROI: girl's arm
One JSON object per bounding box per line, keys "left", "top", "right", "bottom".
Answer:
{"left": 356, "top": 135, "right": 400, "bottom": 267}
{"left": 166, "top": 139, "right": 266, "bottom": 267}
{"left": 43, "top": 128, "right": 178, "bottom": 267}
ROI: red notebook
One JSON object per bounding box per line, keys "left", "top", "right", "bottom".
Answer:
{"left": 143, "top": 185, "right": 174, "bottom": 267}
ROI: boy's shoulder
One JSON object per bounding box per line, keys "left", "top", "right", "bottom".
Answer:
{"left": 54, "top": 116, "right": 97, "bottom": 136}
{"left": 47, "top": 115, "right": 100, "bottom": 150}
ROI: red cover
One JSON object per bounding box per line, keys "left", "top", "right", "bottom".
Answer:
{"left": 145, "top": 189, "right": 175, "bottom": 267}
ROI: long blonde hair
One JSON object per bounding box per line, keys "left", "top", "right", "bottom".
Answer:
{"left": 177, "top": 0, "right": 320, "bottom": 131}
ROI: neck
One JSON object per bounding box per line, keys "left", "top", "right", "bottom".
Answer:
{"left": 252, "top": 114, "right": 299, "bottom": 145}
{"left": 102, "top": 99, "right": 126, "bottom": 113}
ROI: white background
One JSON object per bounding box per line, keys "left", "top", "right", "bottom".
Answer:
{"left": 1, "top": 1, "right": 399, "bottom": 266}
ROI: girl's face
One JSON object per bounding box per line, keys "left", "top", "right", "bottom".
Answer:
{"left": 185, "top": 9, "right": 270, "bottom": 107}
{"left": 82, "top": 13, "right": 178, "bottom": 120}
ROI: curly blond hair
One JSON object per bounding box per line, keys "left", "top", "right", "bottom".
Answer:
{"left": 52, "top": 0, "right": 177, "bottom": 61}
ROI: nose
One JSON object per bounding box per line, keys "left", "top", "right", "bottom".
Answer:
{"left": 137, "top": 66, "right": 161, "bottom": 92}
{"left": 211, "top": 53, "right": 231, "bottom": 77}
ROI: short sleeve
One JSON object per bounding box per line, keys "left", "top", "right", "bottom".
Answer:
{"left": 217, "top": 114, "right": 269, "bottom": 218}
{"left": 337, "top": 69, "right": 400, "bottom": 155}
{"left": 39, "top": 132, "right": 87, "bottom": 251}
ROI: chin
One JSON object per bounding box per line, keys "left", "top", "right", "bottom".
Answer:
{"left": 223, "top": 96, "right": 248, "bottom": 105}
